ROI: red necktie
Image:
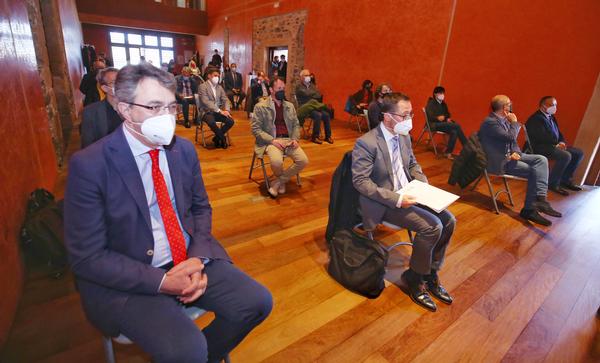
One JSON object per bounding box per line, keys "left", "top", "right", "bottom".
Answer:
{"left": 149, "top": 150, "right": 187, "bottom": 265}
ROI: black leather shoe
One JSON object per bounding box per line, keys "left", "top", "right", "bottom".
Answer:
{"left": 212, "top": 136, "right": 222, "bottom": 148}
{"left": 184, "top": 121, "right": 191, "bottom": 128}
{"left": 401, "top": 271, "right": 437, "bottom": 312}
{"left": 520, "top": 208, "right": 552, "bottom": 226}
{"left": 425, "top": 278, "right": 453, "bottom": 305}
{"left": 549, "top": 186, "right": 569, "bottom": 196}
{"left": 536, "top": 200, "right": 562, "bottom": 218}
{"left": 561, "top": 182, "right": 583, "bottom": 191}
{"left": 221, "top": 138, "right": 228, "bottom": 149}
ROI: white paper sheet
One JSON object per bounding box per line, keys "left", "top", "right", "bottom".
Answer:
{"left": 397, "top": 180, "right": 459, "bottom": 213}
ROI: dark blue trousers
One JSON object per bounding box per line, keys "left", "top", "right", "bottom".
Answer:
{"left": 116, "top": 260, "right": 272, "bottom": 363}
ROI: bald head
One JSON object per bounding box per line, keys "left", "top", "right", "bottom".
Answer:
{"left": 491, "top": 95, "right": 511, "bottom": 112}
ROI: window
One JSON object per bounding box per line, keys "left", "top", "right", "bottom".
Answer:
{"left": 108, "top": 29, "right": 174, "bottom": 68}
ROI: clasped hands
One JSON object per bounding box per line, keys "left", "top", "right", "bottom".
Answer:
{"left": 272, "top": 138, "right": 299, "bottom": 151}
{"left": 159, "top": 257, "right": 207, "bottom": 304}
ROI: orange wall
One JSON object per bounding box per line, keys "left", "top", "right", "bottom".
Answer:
{"left": 197, "top": 0, "right": 600, "bottom": 143}
{"left": 0, "top": 0, "right": 60, "bottom": 345}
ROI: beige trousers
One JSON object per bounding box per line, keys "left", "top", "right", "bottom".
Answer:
{"left": 265, "top": 142, "right": 308, "bottom": 183}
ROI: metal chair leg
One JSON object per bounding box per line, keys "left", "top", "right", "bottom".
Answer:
{"left": 296, "top": 174, "right": 301, "bottom": 186}
{"left": 470, "top": 174, "right": 483, "bottom": 191}
{"left": 503, "top": 176, "right": 515, "bottom": 206}
{"left": 260, "top": 158, "right": 270, "bottom": 190}
{"left": 201, "top": 122, "right": 207, "bottom": 147}
{"left": 484, "top": 171, "right": 500, "bottom": 214}
{"left": 416, "top": 127, "right": 426, "bottom": 146}
{"left": 248, "top": 152, "right": 257, "bottom": 180}
{"left": 428, "top": 128, "right": 438, "bottom": 156}
{"left": 102, "top": 337, "right": 116, "bottom": 363}
{"left": 407, "top": 230, "right": 414, "bottom": 243}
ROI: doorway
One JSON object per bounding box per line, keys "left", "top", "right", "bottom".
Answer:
{"left": 267, "top": 46, "right": 288, "bottom": 81}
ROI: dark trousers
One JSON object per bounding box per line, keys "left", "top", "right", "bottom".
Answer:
{"left": 547, "top": 146, "right": 584, "bottom": 187}
{"left": 310, "top": 110, "right": 332, "bottom": 139}
{"left": 117, "top": 259, "right": 272, "bottom": 363}
{"left": 177, "top": 97, "right": 195, "bottom": 123}
{"left": 432, "top": 121, "right": 467, "bottom": 154}
{"left": 505, "top": 153, "right": 548, "bottom": 210}
{"left": 225, "top": 90, "right": 246, "bottom": 109}
{"left": 383, "top": 206, "right": 455, "bottom": 275}
{"left": 203, "top": 112, "right": 235, "bottom": 142}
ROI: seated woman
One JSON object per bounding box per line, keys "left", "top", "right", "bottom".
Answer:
{"left": 349, "top": 80, "right": 374, "bottom": 115}
{"left": 425, "top": 86, "right": 467, "bottom": 159}
{"left": 295, "top": 69, "right": 333, "bottom": 144}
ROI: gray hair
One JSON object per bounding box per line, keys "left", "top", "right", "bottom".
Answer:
{"left": 114, "top": 63, "right": 176, "bottom": 103}
{"left": 96, "top": 67, "right": 118, "bottom": 85}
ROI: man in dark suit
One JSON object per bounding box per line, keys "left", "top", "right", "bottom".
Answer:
{"left": 175, "top": 67, "right": 199, "bottom": 128}
{"left": 198, "top": 67, "right": 235, "bottom": 148}
{"left": 526, "top": 96, "right": 584, "bottom": 195}
{"left": 352, "top": 92, "right": 456, "bottom": 312}
{"left": 223, "top": 63, "right": 246, "bottom": 110}
{"left": 64, "top": 63, "right": 272, "bottom": 363}
{"left": 278, "top": 54, "right": 287, "bottom": 80}
{"left": 425, "top": 86, "right": 467, "bottom": 158}
{"left": 79, "top": 59, "right": 106, "bottom": 106}
{"left": 80, "top": 67, "right": 122, "bottom": 148}
{"left": 211, "top": 49, "right": 222, "bottom": 69}
{"left": 479, "top": 95, "right": 562, "bottom": 226}
{"left": 250, "top": 71, "right": 270, "bottom": 112}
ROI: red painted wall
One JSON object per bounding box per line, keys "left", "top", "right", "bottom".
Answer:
{"left": 0, "top": 0, "right": 59, "bottom": 345}
{"left": 197, "top": 0, "right": 600, "bottom": 143}
{"left": 82, "top": 23, "right": 197, "bottom": 70}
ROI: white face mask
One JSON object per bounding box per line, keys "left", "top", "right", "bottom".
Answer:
{"left": 304, "top": 76, "right": 311, "bottom": 84}
{"left": 210, "top": 76, "right": 220, "bottom": 85}
{"left": 127, "top": 113, "right": 176, "bottom": 146}
{"left": 436, "top": 94, "right": 445, "bottom": 102}
{"left": 546, "top": 105, "right": 557, "bottom": 115}
{"left": 389, "top": 114, "right": 413, "bottom": 136}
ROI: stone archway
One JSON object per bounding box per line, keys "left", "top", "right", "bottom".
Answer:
{"left": 252, "top": 10, "right": 307, "bottom": 98}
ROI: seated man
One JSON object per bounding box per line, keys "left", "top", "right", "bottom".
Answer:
{"left": 175, "top": 66, "right": 198, "bottom": 128}
{"left": 64, "top": 62, "right": 272, "bottom": 363}
{"left": 251, "top": 77, "right": 308, "bottom": 198}
{"left": 352, "top": 92, "right": 455, "bottom": 312}
{"left": 80, "top": 67, "right": 122, "bottom": 148}
{"left": 197, "top": 67, "right": 235, "bottom": 149}
{"left": 349, "top": 80, "right": 374, "bottom": 115}
{"left": 425, "top": 86, "right": 467, "bottom": 158}
{"left": 479, "top": 95, "right": 562, "bottom": 226}
{"left": 295, "top": 69, "right": 333, "bottom": 144}
{"left": 223, "top": 63, "right": 246, "bottom": 110}
{"left": 250, "top": 71, "right": 270, "bottom": 111}
{"left": 526, "top": 96, "right": 584, "bottom": 195}
{"left": 367, "top": 83, "right": 392, "bottom": 129}
{"left": 79, "top": 59, "right": 106, "bottom": 106}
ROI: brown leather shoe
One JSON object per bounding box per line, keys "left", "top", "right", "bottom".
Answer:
{"left": 311, "top": 137, "right": 323, "bottom": 144}
{"left": 324, "top": 137, "right": 334, "bottom": 144}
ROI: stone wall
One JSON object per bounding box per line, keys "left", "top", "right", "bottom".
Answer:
{"left": 252, "top": 10, "right": 307, "bottom": 97}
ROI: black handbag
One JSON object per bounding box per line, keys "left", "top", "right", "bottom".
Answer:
{"left": 327, "top": 229, "right": 388, "bottom": 299}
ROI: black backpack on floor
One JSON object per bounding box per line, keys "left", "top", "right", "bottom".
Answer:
{"left": 20, "top": 189, "right": 68, "bottom": 278}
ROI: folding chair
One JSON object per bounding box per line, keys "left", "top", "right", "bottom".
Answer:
{"left": 344, "top": 97, "right": 369, "bottom": 133}
{"left": 470, "top": 169, "right": 528, "bottom": 214}
{"left": 194, "top": 94, "right": 232, "bottom": 148}
{"left": 248, "top": 151, "right": 301, "bottom": 190}
{"left": 102, "top": 306, "right": 232, "bottom": 363}
{"left": 416, "top": 107, "right": 447, "bottom": 156}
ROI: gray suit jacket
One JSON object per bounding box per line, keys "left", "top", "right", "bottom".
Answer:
{"left": 352, "top": 126, "right": 427, "bottom": 230}
{"left": 478, "top": 112, "right": 521, "bottom": 174}
{"left": 251, "top": 97, "right": 301, "bottom": 157}
{"left": 197, "top": 81, "right": 230, "bottom": 120}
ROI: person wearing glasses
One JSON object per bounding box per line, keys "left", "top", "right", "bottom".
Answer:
{"left": 197, "top": 67, "right": 235, "bottom": 149}
{"left": 80, "top": 67, "right": 122, "bottom": 148}
{"left": 64, "top": 62, "right": 272, "bottom": 363}
{"left": 478, "top": 95, "right": 562, "bottom": 226}
{"left": 352, "top": 92, "right": 456, "bottom": 312}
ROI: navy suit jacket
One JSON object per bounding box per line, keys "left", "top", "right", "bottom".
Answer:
{"left": 64, "top": 126, "right": 230, "bottom": 336}
{"left": 525, "top": 110, "right": 565, "bottom": 156}
{"left": 478, "top": 113, "right": 521, "bottom": 174}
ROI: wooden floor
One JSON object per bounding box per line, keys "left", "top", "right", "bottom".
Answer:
{"left": 2, "top": 111, "right": 600, "bottom": 363}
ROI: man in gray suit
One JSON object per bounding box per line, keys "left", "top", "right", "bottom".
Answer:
{"left": 80, "top": 67, "right": 122, "bottom": 148}
{"left": 352, "top": 93, "right": 455, "bottom": 312}
{"left": 197, "top": 67, "right": 235, "bottom": 148}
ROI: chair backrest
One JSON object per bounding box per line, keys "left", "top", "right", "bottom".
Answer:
{"left": 520, "top": 123, "right": 534, "bottom": 153}
{"left": 344, "top": 96, "right": 353, "bottom": 114}
{"left": 421, "top": 107, "right": 433, "bottom": 131}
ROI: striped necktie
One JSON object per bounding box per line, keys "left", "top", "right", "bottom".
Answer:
{"left": 392, "top": 136, "right": 409, "bottom": 191}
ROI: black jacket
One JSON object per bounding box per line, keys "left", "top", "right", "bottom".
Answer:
{"left": 80, "top": 99, "right": 123, "bottom": 149}
{"left": 223, "top": 71, "right": 243, "bottom": 91}
{"left": 525, "top": 110, "right": 566, "bottom": 156}
{"left": 448, "top": 133, "right": 487, "bottom": 188}
{"left": 425, "top": 97, "right": 451, "bottom": 124}
{"left": 326, "top": 151, "right": 361, "bottom": 242}
{"left": 79, "top": 72, "right": 100, "bottom": 106}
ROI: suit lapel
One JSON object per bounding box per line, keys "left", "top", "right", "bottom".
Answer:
{"left": 106, "top": 127, "right": 152, "bottom": 231}
{"left": 164, "top": 141, "right": 186, "bottom": 222}
{"left": 375, "top": 127, "right": 394, "bottom": 185}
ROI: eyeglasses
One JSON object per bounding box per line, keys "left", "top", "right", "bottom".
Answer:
{"left": 387, "top": 112, "right": 414, "bottom": 121}
{"left": 127, "top": 102, "right": 180, "bottom": 115}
